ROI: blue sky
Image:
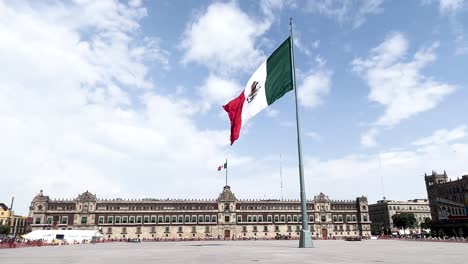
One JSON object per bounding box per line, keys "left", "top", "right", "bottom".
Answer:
{"left": 1, "top": 0, "right": 468, "bottom": 215}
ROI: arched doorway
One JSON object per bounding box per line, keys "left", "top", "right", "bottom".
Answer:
{"left": 224, "top": 230, "right": 231, "bottom": 240}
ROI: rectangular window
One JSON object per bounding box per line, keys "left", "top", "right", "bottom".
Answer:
{"left": 130, "top": 216, "right": 135, "bottom": 223}
{"left": 35, "top": 218, "right": 41, "bottom": 224}
{"left": 275, "top": 226, "right": 280, "bottom": 232}
{"left": 151, "top": 216, "right": 156, "bottom": 223}
{"left": 178, "top": 216, "right": 183, "bottom": 223}
{"left": 237, "top": 216, "right": 242, "bottom": 222}
{"left": 204, "top": 215, "right": 210, "bottom": 223}
{"left": 309, "top": 215, "right": 314, "bottom": 222}
{"left": 242, "top": 226, "right": 247, "bottom": 232}
{"left": 352, "top": 215, "right": 357, "bottom": 222}
{"left": 263, "top": 226, "right": 268, "bottom": 232}
{"left": 47, "top": 217, "right": 53, "bottom": 224}
{"left": 61, "top": 216, "right": 68, "bottom": 224}
{"left": 198, "top": 215, "right": 204, "bottom": 223}
{"left": 192, "top": 216, "right": 197, "bottom": 223}
{"left": 151, "top": 226, "right": 156, "bottom": 233}
{"left": 293, "top": 215, "right": 298, "bottom": 222}
{"left": 338, "top": 215, "right": 343, "bottom": 222}
{"left": 107, "top": 227, "right": 112, "bottom": 234}
{"left": 144, "top": 216, "right": 149, "bottom": 223}
{"left": 296, "top": 226, "right": 301, "bottom": 231}
{"left": 247, "top": 216, "right": 252, "bottom": 222}
{"left": 98, "top": 216, "right": 104, "bottom": 224}
{"left": 287, "top": 215, "right": 292, "bottom": 222}
{"left": 253, "top": 226, "right": 258, "bottom": 232}
{"left": 185, "top": 216, "right": 190, "bottom": 222}
{"left": 108, "top": 216, "right": 113, "bottom": 224}
{"left": 280, "top": 215, "right": 285, "bottom": 222}
{"left": 267, "top": 215, "right": 272, "bottom": 222}
{"left": 136, "top": 227, "right": 141, "bottom": 234}
{"left": 191, "top": 226, "right": 196, "bottom": 233}
{"left": 116, "top": 217, "right": 121, "bottom": 224}
{"left": 258, "top": 215, "right": 263, "bottom": 222}
{"left": 158, "top": 216, "right": 163, "bottom": 223}
{"left": 165, "top": 226, "right": 170, "bottom": 233}
{"left": 165, "top": 216, "right": 170, "bottom": 223}
{"left": 81, "top": 217, "right": 87, "bottom": 224}
{"left": 253, "top": 216, "right": 257, "bottom": 222}
{"left": 178, "top": 226, "right": 183, "bottom": 233}
{"left": 274, "top": 215, "right": 279, "bottom": 222}
{"left": 122, "top": 227, "right": 127, "bottom": 234}
{"left": 346, "top": 215, "right": 351, "bottom": 222}
{"left": 224, "top": 216, "right": 230, "bottom": 222}
{"left": 321, "top": 215, "right": 326, "bottom": 222}
{"left": 137, "top": 216, "right": 142, "bottom": 223}
{"left": 212, "top": 215, "right": 217, "bottom": 223}
{"left": 363, "top": 215, "right": 368, "bottom": 221}
{"left": 172, "top": 216, "right": 177, "bottom": 223}
{"left": 123, "top": 216, "right": 128, "bottom": 223}
{"left": 287, "top": 226, "right": 292, "bottom": 232}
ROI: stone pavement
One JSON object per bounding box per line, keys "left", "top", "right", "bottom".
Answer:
{"left": 0, "top": 240, "right": 466, "bottom": 264}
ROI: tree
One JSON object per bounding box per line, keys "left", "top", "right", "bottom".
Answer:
{"left": 392, "top": 213, "right": 416, "bottom": 233}
{"left": 420, "top": 217, "right": 431, "bottom": 230}
{"left": 0, "top": 225, "right": 10, "bottom": 235}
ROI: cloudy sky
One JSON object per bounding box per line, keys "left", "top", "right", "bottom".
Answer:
{"left": 1, "top": 0, "right": 468, "bottom": 215}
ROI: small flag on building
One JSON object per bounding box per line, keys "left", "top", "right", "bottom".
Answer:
{"left": 223, "top": 37, "right": 293, "bottom": 145}
{"left": 217, "top": 162, "right": 227, "bottom": 171}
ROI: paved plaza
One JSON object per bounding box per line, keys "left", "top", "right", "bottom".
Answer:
{"left": 1, "top": 240, "right": 466, "bottom": 264}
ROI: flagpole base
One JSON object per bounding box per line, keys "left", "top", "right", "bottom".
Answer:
{"left": 299, "top": 229, "right": 314, "bottom": 248}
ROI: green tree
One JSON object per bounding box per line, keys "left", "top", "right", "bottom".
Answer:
{"left": 392, "top": 213, "right": 416, "bottom": 233}
{"left": 0, "top": 225, "right": 10, "bottom": 235}
{"left": 420, "top": 217, "right": 431, "bottom": 230}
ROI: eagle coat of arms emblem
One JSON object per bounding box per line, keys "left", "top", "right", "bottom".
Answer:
{"left": 246, "top": 81, "right": 261, "bottom": 103}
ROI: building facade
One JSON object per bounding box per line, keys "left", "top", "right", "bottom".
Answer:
{"left": 0, "top": 203, "right": 29, "bottom": 236}
{"left": 29, "top": 187, "right": 371, "bottom": 240}
{"left": 424, "top": 171, "right": 468, "bottom": 237}
{"left": 368, "top": 199, "right": 431, "bottom": 235}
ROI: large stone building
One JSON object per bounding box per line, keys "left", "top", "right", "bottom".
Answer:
{"left": 368, "top": 199, "right": 431, "bottom": 235}
{"left": 29, "top": 186, "right": 372, "bottom": 240}
{"left": 424, "top": 171, "right": 468, "bottom": 237}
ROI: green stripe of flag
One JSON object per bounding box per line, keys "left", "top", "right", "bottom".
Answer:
{"left": 265, "top": 37, "right": 293, "bottom": 106}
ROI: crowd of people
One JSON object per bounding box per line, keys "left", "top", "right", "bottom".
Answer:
{"left": 1, "top": 233, "right": 466, "bottom": 249}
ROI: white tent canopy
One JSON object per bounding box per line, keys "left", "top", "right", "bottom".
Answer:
{"left": 23, "top": 230, "right": 102, "bottom": 243}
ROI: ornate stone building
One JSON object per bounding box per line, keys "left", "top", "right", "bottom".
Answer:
{"left": 29, "top": 186, "right": 371, "bottom": 240}
{"left": 368, "top": 199, "right": 431, "bottom": 235}
{"left": 424, "top": 171, "right": 468, "bottom": 237}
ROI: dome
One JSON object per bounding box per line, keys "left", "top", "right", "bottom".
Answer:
{"left": 76, "top": 190, "right": 97, "bottom": 202}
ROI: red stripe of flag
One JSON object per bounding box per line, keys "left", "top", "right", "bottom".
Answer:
{"left": 223, "top": 91, "right": 245, "bottom": 145}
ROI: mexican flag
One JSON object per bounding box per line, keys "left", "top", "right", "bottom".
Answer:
{"left": 217, "top": 162, "right": 227, "bottom": 171}
{"left": 223, "top": 37, "right": 293, "bottom": 145}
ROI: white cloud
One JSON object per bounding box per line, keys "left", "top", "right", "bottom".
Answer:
{"left": 434, "top": 0, "right": 468, "bottom": 55}
{"left": 361, "top": 128, "right": 380, "bottom": 148}
{"left": 439, "top": 0, "right": 466, "bottom": 13}
{"left": 305, "top": 0, "right": 385, "bottom": 28}
{"left": 298, "top": 59, "right": 332, "bottom": 108}
{"left": 0, "top": 0, "right": 246, "bottom": 214}
{"left": 352, "top": 32, "right": 456, "bottom": 127}
{"left": 284, "top": 129, "right": 468, "bottom": 203}
{"left": 305, "top": 131, "right": 322, "bottom": 142}
{"left": 198, "top": 74, "right": 242, "bottom": 111}
{"left": 181, "top": 2, "right": 269, "bottom": 75}
{"left": 265, "top": 108, "right": 280, "bottom": 118}
{"left": 413, "top": 125, "right": 467, "bottom": 146}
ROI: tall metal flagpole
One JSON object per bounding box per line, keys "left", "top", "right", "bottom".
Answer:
{"left": 280, "top": 154, "right": 283, "bottom": 201}
{"left": 290, "top": 17, "right": 313, "bottom": 248}
{"left": 225, "top": 158, "right": 228, "bottom": 186}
